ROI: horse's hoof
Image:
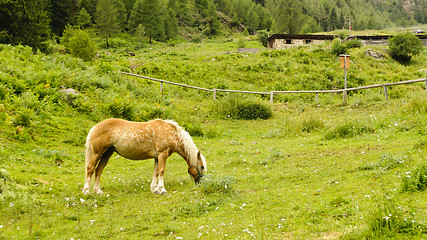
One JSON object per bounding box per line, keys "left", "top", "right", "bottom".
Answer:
{"left": 160, "top": 191, "right": 168, "bottom": 195}
{"left": 94, "top": 189, "right": 104, "bottom": 195}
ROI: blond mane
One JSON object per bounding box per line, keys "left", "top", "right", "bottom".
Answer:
{"left": 163, "top": 120, "right": 199, "bottom": 166}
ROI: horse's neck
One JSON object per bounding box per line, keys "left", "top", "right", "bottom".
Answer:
{"left": 176, "top": 142, "right": 196, "bottom": 167}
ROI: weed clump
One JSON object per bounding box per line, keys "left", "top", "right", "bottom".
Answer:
{"left": 199, "top": 175, "right": 235, "bottom": 194}
{"left": 401, "top": 165, "right": 427, "bottom": 192}
{"left": 358, "top": 154, "right": 407, "bottom": 171}
{"left": 324, "top": 121, "right": 374, "bottom": 139}
{"left": 364, "top": 195, "right": 426, "bottom": 237}
{"left": 301, "top": 117, "right": 324, "bottom": 133}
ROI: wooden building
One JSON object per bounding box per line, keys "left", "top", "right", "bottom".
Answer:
{"left": 268, "top": 34, "right": 427, "bottom": 49}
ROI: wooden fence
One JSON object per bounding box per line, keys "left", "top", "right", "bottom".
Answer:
{"left": 119, "top": 71, "right": 427, "bottom": 103}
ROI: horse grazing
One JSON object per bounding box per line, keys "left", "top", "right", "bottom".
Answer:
{"left": 82, "top": 118, "right": 207, "bottom": 195}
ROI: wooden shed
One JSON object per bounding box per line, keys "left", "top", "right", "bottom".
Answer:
{"left": 267, "top": 34, "right": 335, "bottom": 49}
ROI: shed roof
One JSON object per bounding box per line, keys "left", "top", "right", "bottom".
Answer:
{"left": 268, "top": 34, "right": 336, "bottom": 42}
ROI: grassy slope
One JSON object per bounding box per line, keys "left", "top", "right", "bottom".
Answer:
{"left": 0, "top": 37, "right": 426, "bottom": 239}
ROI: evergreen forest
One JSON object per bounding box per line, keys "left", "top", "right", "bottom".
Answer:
{"left": 1, "top": 0, "right": 426, "bottom": 51}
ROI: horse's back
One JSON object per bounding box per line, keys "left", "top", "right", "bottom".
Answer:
{"left": 88, "top": 118, "right": 180, "bottom": 160}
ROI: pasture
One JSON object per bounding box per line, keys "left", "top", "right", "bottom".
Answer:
{"left": 0, "top": 36, "right": 426, "bottom": 239}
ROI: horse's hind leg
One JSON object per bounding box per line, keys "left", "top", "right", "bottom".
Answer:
{"left": 83, "top": 143, "right": 99, "bottom": 194}
{"left": 93, "top": 147, "right": 115, "bottom": 195}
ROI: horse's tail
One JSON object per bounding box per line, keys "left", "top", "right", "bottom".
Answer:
{"left": 85, "top": 126, "right": 95, "bottom": 175}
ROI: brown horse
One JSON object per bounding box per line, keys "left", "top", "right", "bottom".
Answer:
{"left": 82, "top": 118, "right": 207, "bottom": 195}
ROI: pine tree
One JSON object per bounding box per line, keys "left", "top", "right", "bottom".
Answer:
{"left": 128, "top": 0, "right": 165, "bottom": 44}
{"left": 115, "top": 0, "right": 127, "bottom": 30}
{"left": 77, "top": 7, "right": 92, "bottom": 28}
{"left": 329, "top": 8, "right": 338, "bottom": 31}
{"left": 96, "top": 0, "right": 120, "bottom": 48}
{"left": 246, "top": 8, "right": 259, "bottom": 33}
{"left": 165, "top": 8, "right": 178, "bottom": 40}
{"left": 266, "top": 0, "right": 303, "bottom": 34}
{"left": 0, "top": 0, "right": 51, "bottom": 51}
{"left": 204, "top": 0, "right": 221, "bottom": 35}
{"left": 338, "top": 12, "right": 345, "bottom": 29}
{"left": 50, "top": 0, "right": 74, "bottom": 36}
{"left": 81, "top": 0, "right": 98, "bottom": 22}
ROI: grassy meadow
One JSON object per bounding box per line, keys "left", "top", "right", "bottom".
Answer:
{"left": 0, "top": 34, "right": 427, "bottom": 239}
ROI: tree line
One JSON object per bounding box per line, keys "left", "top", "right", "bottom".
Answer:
{"left": 0, "top": 0, "right": 425, "bottom": 51}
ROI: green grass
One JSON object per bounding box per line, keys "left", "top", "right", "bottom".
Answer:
{"left": 0, "top": 36, "right": 426, "bottom": 239}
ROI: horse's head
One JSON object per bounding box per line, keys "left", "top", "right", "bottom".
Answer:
{"left": 188, "top": 151, "right": 206, "bottom": 184}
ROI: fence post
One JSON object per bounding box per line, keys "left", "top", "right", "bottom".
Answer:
{"left": 315, "top": 92, "right": 319, "bottom": 103}
{"left": 425, "top": 80, "right": 427, "bottom": 90}
{"left": 343, "top": 90, "right": 347, "bottom": 104}
{"left": 213, "top": 89, "right": 217, "bottom": 100}
{"left": 383, "top": 85, "right": 388, "bottom": 100}
{"left": 270, "top": 91, "right": 274, "bottom": 103}
{"left": 160, "top": 81, "right": 163, "bottom": 92}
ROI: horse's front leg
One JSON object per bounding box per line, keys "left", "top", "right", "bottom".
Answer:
{"left": 150, "top": 159, "right": 159, "bottom": 194}
{"left": 155, "top": 153, "right": 168, "bottom": 195}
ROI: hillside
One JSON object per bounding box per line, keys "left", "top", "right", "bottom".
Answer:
{"left": 1, "top": 0, "right": 426, "bottom": 51}
{"left": 0, "top": 38, "right": 426, "bottom": 238}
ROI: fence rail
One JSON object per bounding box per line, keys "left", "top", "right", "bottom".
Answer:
{"left": 119, "top": 71, "right": 427, "bottom": 103}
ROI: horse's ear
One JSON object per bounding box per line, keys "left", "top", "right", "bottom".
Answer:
{"left": 197, "top": 151, "right": 201, "bottom": 160}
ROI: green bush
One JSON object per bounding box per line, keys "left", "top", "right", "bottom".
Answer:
{"left": 330, "top": 38, "right": 347, "bottom": 56}
{"left": 182, "top": 122, "right": 204, "bottom": 137}
{"left": 388, "top": 33, "right": 423, "bottom": 63}
{"left": 107, "top": 97, "right": 135, "bottom": 120}
{"left": 235, "top": 101, "right": 272, "bottom": 120}
{"left": 219, "top": 97, "right": 273, "bottom": 120}
{"left": 0, "top": 83, "right": 8, "bottom": 99}
{"left": 257, "top": 29, "right": 270, "bottom": 47}
{"left": 330, "top": 38, "right": 362, "bottom": 56}
{"left": 13, "top": 109, "right": 33, "bottom": 127}
{"left": 344, "top": 38, "right": 362, "bottom": 49}
{"left": 61, "top": 27, "right": 96, "bottom": 61}
{"left": 216, "top": 96, "right": 272, "bottom": 120}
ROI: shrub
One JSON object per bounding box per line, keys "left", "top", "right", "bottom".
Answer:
{"left": 344, "top": 38, "right": 362, "bottom": 49}
{"left": 13, "top": 109, "right": 33, "bottom": 127}
{"left": 182, "top": 122, "right": 204, "bottom": 137}
{"left": 61, "top": 27, "right": 96, "bottom": 61}
{"left": 330, "top": 38, "right": 362, "bottom": 56}
{"left": 330, "top": 38, "right": 347, "bottom": 56}
{"left": 388, "top": 33, "right": 423, "bottom": 63}
{"left": 0, "top": 84, "right": 8, "bottom": 99}
{"left": 257, "top": 29, "right": 270, "bottom": 47}
{"left": 107, "top": 97, "right": 135, "bottom": 120}
{"left": 216, "top": 96, "right": 272, "bottom": 120}
{"left": 235, "top": 101, "right": 272, "bottom": 120}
